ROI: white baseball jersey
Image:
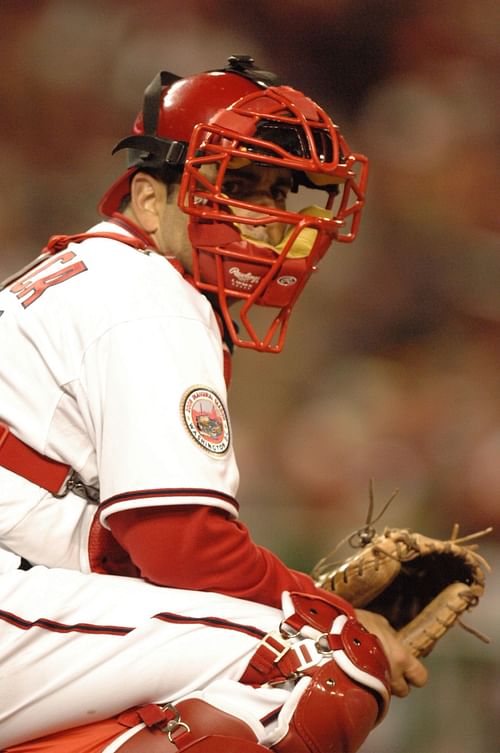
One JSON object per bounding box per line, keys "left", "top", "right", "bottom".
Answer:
{"left": 0, "top": 220, "right": 239, "bottom": 572}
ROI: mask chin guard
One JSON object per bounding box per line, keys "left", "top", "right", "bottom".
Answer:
{"left": 236, "top": 205, "right": 334, "bottom": 259}
{"left": 187, "top": 207, "right": 337, "bottom": 353}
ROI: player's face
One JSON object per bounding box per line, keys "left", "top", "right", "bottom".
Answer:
{"left": 158, "top": 164, "right": 294, "bottom": 270}
{"left": 221, "top": 164, "right": 293, "bottom": 247}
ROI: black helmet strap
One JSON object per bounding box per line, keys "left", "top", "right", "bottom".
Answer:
{"left": 142, "top": 70, "right": 182, "bottom": 136}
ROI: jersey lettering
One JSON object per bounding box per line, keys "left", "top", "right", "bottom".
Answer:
{"left": 10, "top": 252, "right": 88, "bottom": 308}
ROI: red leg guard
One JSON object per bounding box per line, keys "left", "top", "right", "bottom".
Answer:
{"left": 115, "top": 699, "right": 269, "bottom": 753}
{"left": 271, "top": 661, "right": 380, "bottom": 753}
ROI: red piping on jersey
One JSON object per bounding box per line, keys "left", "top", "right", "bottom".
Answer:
{"left": 0, "top": 609, "right": 132, "bottom": 636}
{"left": 153, "top": 612, "right": 265, "bottom": 640}
{"left": 100, "top": 487, "right": 239, "bottom": 514}
{"left": 0, "top": 607, "right": 266, "bottom": 641}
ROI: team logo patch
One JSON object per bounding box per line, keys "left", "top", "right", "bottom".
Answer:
{"left": 182, "top": 387, "right": 230, "bottom": 455}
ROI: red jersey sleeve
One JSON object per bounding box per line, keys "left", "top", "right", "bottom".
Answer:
{"left": 108, "top": 505, "right": 354, "bottom": 614}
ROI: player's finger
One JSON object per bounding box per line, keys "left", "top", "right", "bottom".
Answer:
{"left": 390, "top": 676, "right": 411, "bottom": 697}
{"left": 390, "top": 658, "right": 428, "bottom": 696}
{"left": 404, "top": 656, "right": 429, "bottom": 688}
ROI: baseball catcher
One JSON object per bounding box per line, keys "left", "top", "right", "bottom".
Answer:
{"left": 0, "top": 54, "right": 489, "bottom": 753}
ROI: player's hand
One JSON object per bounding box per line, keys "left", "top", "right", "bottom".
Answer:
{"left": 355, "top": 609, "right": 428, "bottom": 697}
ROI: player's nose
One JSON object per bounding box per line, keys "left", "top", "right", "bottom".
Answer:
{"left": 249, "top": 191, "right": 278, "bottom": 208}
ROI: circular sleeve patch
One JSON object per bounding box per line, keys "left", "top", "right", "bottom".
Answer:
{"left": 182, "top": 387, "right": 231, "bottom": 455}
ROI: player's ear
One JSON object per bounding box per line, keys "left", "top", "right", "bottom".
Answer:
{"left": 129, "top": 172, "right": 166, "bottom": 233}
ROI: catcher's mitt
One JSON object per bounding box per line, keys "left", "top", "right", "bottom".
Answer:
{"left": 312, "top": 522, "right": 491, "bottom": 658}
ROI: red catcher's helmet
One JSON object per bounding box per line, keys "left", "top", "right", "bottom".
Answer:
{"left": 99, "top": 56, "right": 368, "bottom": 353}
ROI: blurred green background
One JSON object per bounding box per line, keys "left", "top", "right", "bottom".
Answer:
{"left": 1, "top": 1, "right": 498, "bottom": 750}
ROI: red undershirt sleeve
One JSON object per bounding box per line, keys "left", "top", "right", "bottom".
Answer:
{"left": 108, "top": 504, "right": 353, "bottom": 613}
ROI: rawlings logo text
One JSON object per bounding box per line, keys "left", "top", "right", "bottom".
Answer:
{"left": 229, "top": 266, "right": 261, "bottom": 290}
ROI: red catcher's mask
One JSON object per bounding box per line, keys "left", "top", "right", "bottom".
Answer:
{"left": 99, "top": 56, "right": 368, "bottom": 353}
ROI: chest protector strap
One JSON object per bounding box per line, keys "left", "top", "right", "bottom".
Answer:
{"left": 0, "top": 421, "right": 72, "bottom": 495}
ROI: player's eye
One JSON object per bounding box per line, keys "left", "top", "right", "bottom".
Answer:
{"left": 271, "top": 185, "right": 289, "bottom": 203}
{"left": 221, "top": 179, "right": 246, "bottom": 198}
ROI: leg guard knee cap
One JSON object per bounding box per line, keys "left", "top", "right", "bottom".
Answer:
{"left": 271, "top": 661, "right": 381, "bottom": 753}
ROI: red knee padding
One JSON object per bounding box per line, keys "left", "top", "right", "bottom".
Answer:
{"left": 272, "top": 660, "right": 381, "bottom": 753}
